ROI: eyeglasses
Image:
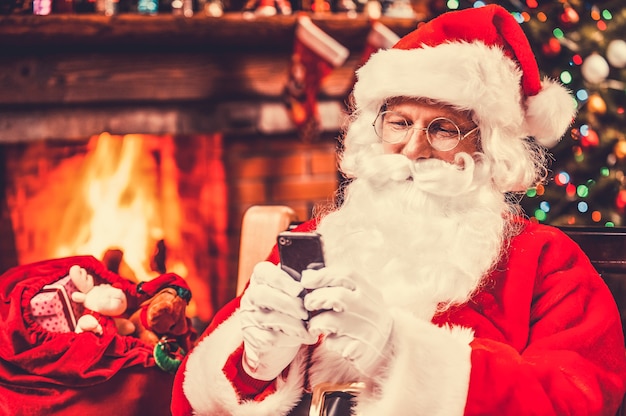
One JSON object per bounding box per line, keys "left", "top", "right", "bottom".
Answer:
{"left": 372, "top": 110, "right": 479, "bottom": 151}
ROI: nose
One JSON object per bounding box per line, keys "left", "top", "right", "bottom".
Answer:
{"left": 401, "top": 127, "right": 433, "bottom": 160}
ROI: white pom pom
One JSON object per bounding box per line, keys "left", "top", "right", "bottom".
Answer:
{"left": 581, "top": 54, "right": 610, "bottom": 84}
{"left": 607, "top": 39, "right": 626, "bottom": 69}
{"left": 525, "top": 78, "right": 577, "bottom": 148}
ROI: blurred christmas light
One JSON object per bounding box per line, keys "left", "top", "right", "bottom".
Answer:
{"left": 615, "top": 140, "right": 626, "bottom": 159}
{"left": 526, "top": 188, "right": 537, "bottom": 197}
{"left": 543, "top": 38, "right": 561, "bottom": 56}
{"left": 555, "top": 171, "right": 570, "bottom": 185}
{"left": 526, "top": 0, "right": 537, "bottom": 8}
{"left": 592, "top": 211, "right": 602, "bottom": 222}
{"left": 601, "top": 167, "right": 610, "bottom": 177}
{"left": 578, "top": 201, "right": 588, "bottom": 212}
{"left": 566, "top": 183, "right": 576, "bottom": 197}
{"left": 577, "top": 184, "right": 589, "bottom": 198}
{"left": 616, "top": 190, "right": 626, "bottom": 209}
{"left": 536, "top": 184, "right": 545, "bottom": 196}
{"left": 597, "top": 20, "right": 607, "bottom": 31}
{"left": 446, "top": 0, "right": 459, "bottom": 10}
{"left": 591, "top": 6, "right": 600, "bottom": 20}
{"left": 574, "top": 152, "right": 584, "bottom": 162}
{"left": 552, "top": 28, "right": 564, "bottom": 38}
{"left": 561, "top": 6, "right": 579, "bottom": 24}
{"left": 581, "top": 128, "right": 599, "bottom": 147}
{"left": 572, "top": 54, "right": 583, "bottom": 65}
{"left": 534, "top": 209, "right": 547, "bottom": 221}
{"left": 601, "top": 9, "right": 612, "bottom": 20}
{"left": 575, "top": 89, "right": 588, "bottom": 100}
{"left": 607, "top": 153, "right": 617, "bottom": 166}
{"left": 559, "top": 71, "right": 572, "bottom": 84}
{"left": 537, "top": 11, "right": 547, "bottom": 22}
{"left": 587, "top": 94, "right": 607, "bottom": 114}
{"left": 473, "top": 1, "right": 486, "bottom": 7}
{"left": 539, "top": 201, "right": 550, "bottom": 212}
{"left": 606, "top": 222, "right": 615, "bottom": 227}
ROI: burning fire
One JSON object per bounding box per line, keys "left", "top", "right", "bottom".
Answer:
{"left": 6, "top": 131, "right": 229, "bottom": 321}
{"left": 52, "top": 133, "right": 185, "bottom": 283}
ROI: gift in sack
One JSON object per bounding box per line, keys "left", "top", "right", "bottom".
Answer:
{"left": 30, "top": 274, "right": 84, "bottom": 333}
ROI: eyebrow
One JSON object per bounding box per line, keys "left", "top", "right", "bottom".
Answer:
{"left": 384, "top": 107, "right": 476, "bottom": 128}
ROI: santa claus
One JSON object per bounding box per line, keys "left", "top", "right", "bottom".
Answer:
{"left": 171, "top": 5, "right": 626, "bottom": 415}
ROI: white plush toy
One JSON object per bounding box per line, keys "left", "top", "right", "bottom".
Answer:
{"left": 69, "top": 265, "right": 135, "bottom": 336}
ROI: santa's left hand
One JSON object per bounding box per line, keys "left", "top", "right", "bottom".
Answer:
{"left": 301, "top": 267, "right": 393, "bottom": 375}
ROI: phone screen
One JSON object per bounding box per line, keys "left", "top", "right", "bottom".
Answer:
{"left": 277, "top": 231, "right": 325, "bottom": 282}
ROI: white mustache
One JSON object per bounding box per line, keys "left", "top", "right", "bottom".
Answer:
{"left": 357, "top": 153, "right": 488, "bottom": 197}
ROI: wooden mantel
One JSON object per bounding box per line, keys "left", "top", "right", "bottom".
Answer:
{"left": 0, "top": 13, "right": 420, "bottom": 141}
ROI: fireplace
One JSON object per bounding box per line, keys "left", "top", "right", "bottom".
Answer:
{"left": 1, "top": 133, "right": 229, "bottom": 320}
{"left": 0, "top": 13, "right": 417, "bottom": 323}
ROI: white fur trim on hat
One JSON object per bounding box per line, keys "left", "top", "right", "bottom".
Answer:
{"left": 353, "top": 42, "right": 575, "bottom": 148}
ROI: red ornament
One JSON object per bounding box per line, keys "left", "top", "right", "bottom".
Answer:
{"left": 581, "top": 128, "right": 600, "bottom": 147}
{"left": 560, "top": 6, "right": 579, "bottom": 25}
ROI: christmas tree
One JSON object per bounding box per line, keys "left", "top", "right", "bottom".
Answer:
{"left": 440, "top": 0, "right": 626, "bottom": 226}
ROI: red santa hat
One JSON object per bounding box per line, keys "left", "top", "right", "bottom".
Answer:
{"left": 137, "top": 273, "right": 191, "bottom": 303}
{"left": 353, "top": 4, "right": 576, "bottom": 148}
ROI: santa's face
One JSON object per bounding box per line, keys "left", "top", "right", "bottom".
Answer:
{"left": 316, "top": 99, "right": 511, "bottom": 318}
{"left": 378, "top": 98, "right": 480, "bottom": 164}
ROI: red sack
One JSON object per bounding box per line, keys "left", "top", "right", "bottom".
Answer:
{"left": 0, "top": 255, "right": 187, "bottom": 416}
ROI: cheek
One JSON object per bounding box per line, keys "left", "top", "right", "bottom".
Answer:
{"left": 458, "top": 135, "right": 481, "bottom": 154}
{"left": 382, "top": 142, "right": 401, "bottom": 154}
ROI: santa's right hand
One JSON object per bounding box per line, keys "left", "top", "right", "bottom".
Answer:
{"left": 239, "top": 261, "right": 317, "bottom": 381}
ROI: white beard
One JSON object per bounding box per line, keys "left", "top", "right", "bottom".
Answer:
{"left": 316, "top": 149, "right": 511, "bottom": 320}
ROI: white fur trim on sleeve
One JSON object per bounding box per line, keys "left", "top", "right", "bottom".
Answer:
{"left": 182, "top": 312, "right": 308, "bottom": 416}
{"left": 355, "top": 310, "right": 474, "bottom": 416}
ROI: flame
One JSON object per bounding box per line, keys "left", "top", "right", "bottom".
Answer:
{"left": 53, "top": 133, "right": 171, "bottom": 282}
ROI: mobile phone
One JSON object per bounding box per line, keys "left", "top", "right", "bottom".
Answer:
{"left": 277, "top": 231, "right": 325, "bottom": 282}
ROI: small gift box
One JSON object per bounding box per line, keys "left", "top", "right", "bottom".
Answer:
{"left": 30, "top": 275, "right": 84, "bottom": 333}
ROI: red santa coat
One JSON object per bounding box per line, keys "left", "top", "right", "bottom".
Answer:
{"left": 172, "top": 220, "right": 626, "bottom": 415}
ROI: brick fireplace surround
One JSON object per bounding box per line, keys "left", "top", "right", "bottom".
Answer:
{"left": 0, "top": 13, "right": 418, "bottom": 322}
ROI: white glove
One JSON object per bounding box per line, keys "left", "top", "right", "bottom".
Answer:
{"left": 239, "top": 261, "right": 318, "bottom": 381}
{"left": 301, "top": 267, "right": 393, "bottom": 375}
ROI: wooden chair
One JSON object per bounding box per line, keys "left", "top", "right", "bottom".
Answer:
{"left": 236, "top": 205, "right": 299, "bottom": 296}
